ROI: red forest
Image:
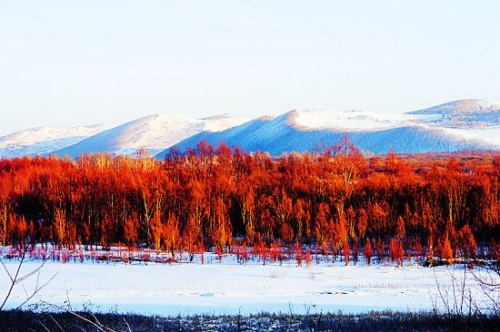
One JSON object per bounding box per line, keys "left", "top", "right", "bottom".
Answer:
{"left": 1, "top": 137, "right": 500, "bottom": 264}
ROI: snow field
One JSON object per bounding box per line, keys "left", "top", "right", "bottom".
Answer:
{"left": 0, "top": 251, "right": 493, "bottom": 317}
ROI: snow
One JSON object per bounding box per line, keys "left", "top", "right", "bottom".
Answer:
{"left": 0, "top": 125, "right": 111, "bottom": 159}
{"left": 2, "top": 99, "right": 500, "bottom": 158}
{"left": 0, "top": 250, "right": 494, "bottom": 317}
{"left": 164, "top": 109, "right": 500, "bottom": 156}
{"left": 119, "top": 114, "right": 249, "bottom": 154}
{"left": 201, "top": 114, "right": 250, "bottom": 133}
{"left": 54, "top": 114, "right": 249, "bottom": 158}
{"left": 476, "top": 99, "right": 500, "bottom": 110}
{"left": 293, "top": 109, "right": 437, "bottom": 132}
{"left": 441, "top": 126, "right": 500, "bottom": 146}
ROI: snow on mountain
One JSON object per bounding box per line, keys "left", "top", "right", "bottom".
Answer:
{"left": 2, "top": 99, "right": 499, "bottom": 159}
{"left": 159, "top": 100, "right": 500, "bottom": 157}
{"left": 54, "top": 114, "right": 249, "bottom": 158}
{"left": 407, "top": 99, "right": 500, "bottom": 128}
{"left": 409, "top": 98, "right": 500, "bottom": 116}
{"left": 292, "top": 109, "right": 428, "bottom": 131}
{"left": 201, "top": 114, "right": 250, "bottom": 132}
{"left": 0, "top": 125, "right": 111, "bottom": 159}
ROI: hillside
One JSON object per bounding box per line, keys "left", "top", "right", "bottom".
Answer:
{"left": 0, "top": 125, "right": 111, "bottom": 159}
{"left": 158, "top": 99, "right": 500, "bottom": 158}
{"left": 1, "top": 99, "right": 500, "bottom": 159}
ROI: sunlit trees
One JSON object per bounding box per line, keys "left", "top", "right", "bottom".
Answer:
{"left": 0, "top": 139, "right": 498, "bottom": 267}
{"left": 313, "top": 203, "right": 331, "bottom": 253}
{"left": 150, "top": 209, "right": 164, "bottom": 254}
{"left": 123, "top": 215, "right": 138, "bottom": 250}
{"left": 439, "top": 232, "right": 454, "bottom": 265}
{"left": 182, "top": 215, "right": 202, "bottom": 260}
{"left": 364, "top": 239, "right": 372, "bottom": 265}
{"left": 457, "top": 224, "right": 476, "bottom": 260}
{"left": 443, "top": 158, "right": 469, "bottom": 230}
{"left": 0, "top": 175, "right": 12, "bottom": 245}
{"left": 389, "top": 237, "right": 404, "bottom": 266}
{"left": 163, "top": 213, "right": 180, "bottom": 255}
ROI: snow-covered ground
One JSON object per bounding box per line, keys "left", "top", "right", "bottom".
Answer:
{"left": 0, "top": 250, "right": 495, "bottom": 317}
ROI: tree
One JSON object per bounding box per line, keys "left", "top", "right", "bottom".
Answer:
{"left": 364, "top": 239, "right": 372, "bottom": 266}
{"left": 54, "top": 207, "right": 67, "bottom": 246}
{"left": 457, "top": 224, "right": 476, "bottom": 260}
{"left": 150, "top": 209, "right": 164, "bottom": 254}
{"left": 396, "top": 215, "right": 406, "bottom": 239}
{"left": 314, "top": 203, "right": 331, "bottom": 252}
{"left": 343, "top": 241, "right": 350, "bottom": 266}
{"left": 236, "top": 180, "right": 256, "bottom": 242}
{"left": 332, "top": 215, "right": 348, "bottom": 256}
{"left": 443, "top": 158, "right": 468, "bottom": 229}
{"left": 356, "top": 208, "right": 368, "bottom": 240}
{"left": 162, "top": 213, "right": 180, "bottom": 255}
{"left": 280, "top": 222, "right": 294, "bottom": 246}
{"left": 305, "top": 248, "right": 312, "bottom": 267}
{"left": 293, "top": 198, "right": 311, "bottom": 242}
{"left": 0, "top": 247, "right": 57, "bottom": 311}
{"left": 0, "top": 175, "right": 12, "bottom": 246}
{"left": 389, "top": 237, "right": 404, "bottom": 266}
{"left": 439, "top": 232, "right": 454, "bottom": 265}
{"left": 367, "top": 201, "right": 389, "bottom": 237}
{"left": 293, "top": 241, "right": 302, "bottom": 266}
{"left": 182, "top": 215, "right": 201, "bottom": 260}
{"left": 123, "top": 215, "right": 139, "bottom": 250}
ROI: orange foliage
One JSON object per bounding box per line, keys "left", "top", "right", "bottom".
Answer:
{"left": 0, "top": 139, "right": 498, "bottom": 264}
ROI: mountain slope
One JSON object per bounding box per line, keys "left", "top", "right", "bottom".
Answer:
{"left": 54, "top": 114, "right": 249, "bottom": 158}
{"left": 157, "top": 113, "right": 498, "bottom": 158}
{"left": 2, "top": 99, "right": 500, "bottom": 159}
{"left": 407, "top": 99, "right": 500, "bottom": 128}
{"left": 0, "top": 125, "right": 111, "bottom": 159}
{"left": 158, "top": 99, "right": 500, "bottom": 157}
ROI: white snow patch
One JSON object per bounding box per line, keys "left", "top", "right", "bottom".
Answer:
{"left": 0, "top": 252, "right": 494, "bottom": 317}
{"left": 55, "top": 114, "right": 250, "bottom": 157}
{"left": 201, "top": 114, "right": 250, "bottom": 132}
{"left": 293, "top": 109, "right": 438, "bottom": 132}
{"left": 107, "top": 113, "right": 249, "bottom": 155}
{"left": 441, "top": 126, "right": 500, "bottom": 146}
{"left": 0, "top": 125, "right": 111, "bottom": 158}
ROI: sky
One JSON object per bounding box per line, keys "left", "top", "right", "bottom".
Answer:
{"left": 1, "top": 1, "right": 499, "bottom": 136}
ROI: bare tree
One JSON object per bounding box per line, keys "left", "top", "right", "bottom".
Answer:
{"left": 0, "top": 246, "right": 57, "bottom": 311}
{"left": 469, "top": 260, "right": 500, "bottom": 314}
{"left": 431, "top": 265, "right": 476, "bottom": 317}
{"left": 1, "top": 246, "right": 123, "bottom": 331}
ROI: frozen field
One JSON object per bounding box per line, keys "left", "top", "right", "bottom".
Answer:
{"left": 0, "top": 251, "right": 495, "bottom": 317}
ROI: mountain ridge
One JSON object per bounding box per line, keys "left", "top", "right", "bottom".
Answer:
{"left": 1, "top": 99, "right": 499, "bottom": 159}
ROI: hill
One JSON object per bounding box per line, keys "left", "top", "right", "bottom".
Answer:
{"left": 1, "top": 99, "right": 499, "bottom": 159}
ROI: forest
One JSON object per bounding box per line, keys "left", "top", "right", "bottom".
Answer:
{"left": 1, "top": 136, "right": 500, "bottom": 265}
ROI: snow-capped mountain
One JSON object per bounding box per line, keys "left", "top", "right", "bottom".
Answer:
{"left": 1, "top": 99, "right": 499, "bottom": 159}
{"left": 158, "top": 99, "right": 500, "bottom": 157}
{"left": 53, "top": 114, "right": 249, "bottom": 159}
{"left": 0, "top": 125, "right": 111, "bottom": 159}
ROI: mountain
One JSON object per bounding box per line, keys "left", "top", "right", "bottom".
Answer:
{"left": 0, "top": 125, "right": 111, "bottom": 159}
{"left": 407, "top": 99, "right": 500, "bottom": 127}
{"left": 157, "top": 101, "right": 500, "bottom": 158}
{"left": 1, "top": 99, "right": 499, "bottom": 159}
{"left": 53, "top": 114, "right": 249, "bottom": 159}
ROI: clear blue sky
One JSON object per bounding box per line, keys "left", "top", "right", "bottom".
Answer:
{"left": 1, "top": 1, "right": 499, "bottom": 136}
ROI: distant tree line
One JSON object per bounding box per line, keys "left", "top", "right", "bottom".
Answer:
{"left": 1, "top": 136, "right": 500, "bottom": 263}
